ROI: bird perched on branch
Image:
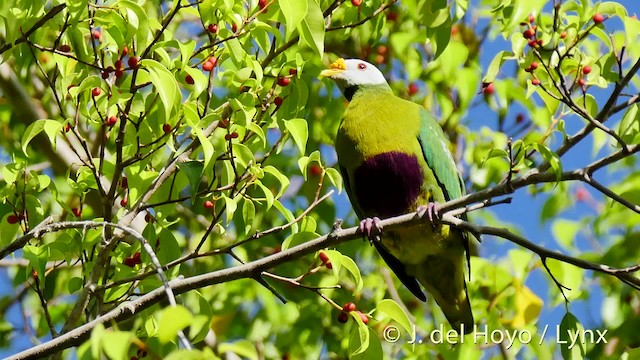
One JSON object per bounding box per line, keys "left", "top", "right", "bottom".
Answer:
{"left": 321, "top": 58, "right": 473, "bottom": 333}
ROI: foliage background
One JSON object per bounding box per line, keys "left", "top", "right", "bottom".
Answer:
{"left": 0, "top": 0, "right": 639, "bottom": 359}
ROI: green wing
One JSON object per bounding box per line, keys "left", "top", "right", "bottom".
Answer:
{"left": 417, "top": 108, "right": 472, "bottom": 277}
{"left": 417, "top": 108, "right": 465, "bottom": 202}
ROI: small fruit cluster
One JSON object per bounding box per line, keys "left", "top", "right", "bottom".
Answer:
{"left": 101, "top": 46, "right": 138, "bottom": 80}
{"left": 521, "top": 14, "right": 543, "bottom": 48}
{"left": 577, "top": 65, "right": 592, "bottom": 88}
{"left": 337, "top": 302, "right": 369, "bottom": 324}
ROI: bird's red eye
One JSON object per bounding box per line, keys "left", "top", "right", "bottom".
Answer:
{"left": 357, "top": 63, "right": 367, "bottom": 70}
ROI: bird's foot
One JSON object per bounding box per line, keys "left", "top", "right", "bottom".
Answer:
{"left": 359, "top": 217, "right": 383, "bottom": 242}
{"left": 417, "top": 202, "right": 441, "bottom": 228}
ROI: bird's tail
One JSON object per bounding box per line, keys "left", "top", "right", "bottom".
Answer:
{"left": 417, "top": 253, "right": 474, "bottom": 334}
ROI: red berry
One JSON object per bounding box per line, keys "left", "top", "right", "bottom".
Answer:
{"left": 575, "top": 187, "right": 590, "bottom": 201}
{"left": 106, "top": 116, "right": 118, "bottom": 127}
{"left": 72, "top": 207, "right": 82, "bottom": 217}
{"left": 258, "top": 0, "right": 267, "bottom": 10}
{"left": 115, "top": 69, "right": 124, "bottom": 78}
{"left": 204, "top": 200, "right": 214, "bottom": 209}
{"left": 101, "top": 71, "right": 110, "bottom": 79}
{"left": 582, "top": 65, "right": 592, "bottom": 75}
{"left": 224, "top": 133, "right": 232, "bottom": 140}
{"left": 523, "top": 28, "right": 535, "bottom": 39}
{"left": 532, "top": 78, "right": 541, "bottom": 85}
{"left": 59, "top": 44, "right": 71, "bottom": 52}
{"left": 121, "top": 177, "right": 128, "bottom": 188}
{"left": 374, "top": 54, "right": 385, "bottom": 64}
{"left": 289, "top": 68, "right": 297, "bottom": 76}
{"left": 122, "top": 45, "right": 129, "bottom": 57}
{"left": 528, "top": 39, "right": 538, "bottom": 47}
{"left": 203, "top": 61, "right": 214, "bottom": 72}
{"left": 526, "top": 62, "right": 538, "bottom": 72}
{"left": 231, "top": 23, "right": 238, "bottom": 33}
{"left": 208, "top": 23, "right": 218, "bottom": 33}
{"left": 120, "top": 197, "right": 128, "bottom": 207}
{"left": 536, "top": 39, "right": 543, "bottom": 46}
{"left": 343, "top": 302, "right": 357, "bottom": 312}
{"left": 325, "top": 261, "right": 333, "bottom": 269}
{"left": 356, "top": 310, "right": 369, "bottom": 324}
{"left": 386, "top": 11, "right": 398, "bottom": 22}
{"left": 593, "top": 13, "right": 604, "bottom": 24}
{"left": 408, "top": 82, "right": 419, "bottom": 96}
{"left": 128, "top": 56, "right": 138, "bottom": 69}
{"left": 274, "top": 96, "right": 283, "bottom": 107}
{"left": 230, "top": 131, "right": 239, "bottom": 138}
{"left": 319, "top": 251, "right": 330, "bottom": 263}
{"left": 578, "top": 78, "right": 586, "bottom": 86}
{"left": 377, "top": 45, "right": 388, "bottom": 55}
{"left": 528, "top": 14, "right": 535, "bottom": 23}
{"left": 63, "top": 123, "right": 71, "bottom": 132}
{"left": 351, "top": 0, "right": 362, "bottom": 6}
{"left": 7, "top": 214, "right": 19, "bottom": 224}
{"left": 92, "top": 30, "right": 101, "bottom": 40}
{"left": 115, "top": 59, "right": 123, "bottom": 70}
{"left": 338, "top": 311, "right": 349, "bottom": 323}
{"left": 309, "top": 164, "right": 322, "bottom": 176}
{"left": 91, "top": 87, "right": 101, "bottom": 97}
{"left": 516, "top": 113, "right": 525, "bottom": 124}
{"left": 482, "top": 82, "right": 495, "bottom": 95}
{"left": 123, "top": 252, "right": 142, "bottom": 268}
{"left": 277, "top": 77, "right": 290, "bottom": 86}
{"left": 163, "top": 123, "right": 172, "bottom": 134}
{"left": 560, "top": 31, "right": 567, "bottom": 39}
{"left": 185, "top": 74, "right": 194, "bottom": 85}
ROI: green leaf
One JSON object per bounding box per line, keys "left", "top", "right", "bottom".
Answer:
{"left": 158, "top": 305, "right": 193, "bottom": 344}
{"left": 559, "top": 312, "right": 585, "bottom": 360}
{"left": 218, "top": 340, "right": 258, "bottom": 359}
{"left": 178, "top": 161, "right": 204, "bottom": 201}
{"left": 297, "top": 0, "right": 324, "bottom": 56}
{"left": 551, "top": 219, "right": 581, "bottom": 250}
{"left": 533, "top": 143, "right": 562, "bottom": 182}
{"left": 21, "top": 119, "right": 62, "bottom": 156}
{"left": 340, "top": 255, "right": 363, "bottom": 292}
{"left": 375, "top": 299, "right": 413, "bottom": 338}
{"left": 350, "top": 327, "right": 382, "bottom": 360}
{"left": 618, "top": 104, "right": 640, "bottom": 144}
{"left": 348, "top": 311, "right": 371, "bottom": 356}
{"left": 220, "top": 194, "right": 238, "bottom": 224}
{"left": 284, "top": 118, "right": 308, "bottom": 154}
{"left": 101, "top": 331, "right": 132, "bottom": 360}
{"left": 280, "top": 0, "right": 308, "bottom": 39}
{"left": 325, "top": 167, "right": 343, "bottom": 193}
{"left": 484, "top": 51, "right": 512, "bottom": 82}
{"left": 138, "top": 59, "right": 181, "bottom": 121}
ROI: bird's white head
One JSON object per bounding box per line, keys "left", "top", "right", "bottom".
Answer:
{"left": 320, "top": 58, "right": 388, "bottom": 87}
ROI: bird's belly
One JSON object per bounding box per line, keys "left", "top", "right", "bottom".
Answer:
{"left": 353, "top": 151, "right": 424, "bottom": 218}
{"left": 381, "top": 225, "right": 448, "bottom": 265}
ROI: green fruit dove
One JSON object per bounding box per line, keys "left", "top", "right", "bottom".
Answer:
{"left": 321, "top": 58, "right": 474, "bottom": 333}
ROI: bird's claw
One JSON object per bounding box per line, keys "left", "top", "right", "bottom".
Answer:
{"left": 359, "top": 217, "right": 383, "bottom": 240}
{"left": 417, "top": 202, "right": 441, "bottom": 228}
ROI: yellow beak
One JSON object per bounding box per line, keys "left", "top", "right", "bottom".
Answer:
{"left": 320, "top": 58, "right": 347, "bottom": 77}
